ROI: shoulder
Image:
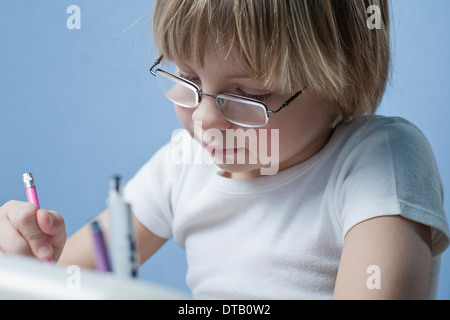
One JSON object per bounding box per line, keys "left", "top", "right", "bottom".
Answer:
{"left": 334, "top": 116, "right": 440, "bottom": 193}
{"left": 338, "top": 116, "right": 429, "bottom": 148}
{"left": 334, "top": 116, "right": 437, "bottom": 176}
{"left": 331, "top": 116, "right": 449, "bottom": 256}
{"left": 123, "top": 129, "right": 211, "bottom": 238}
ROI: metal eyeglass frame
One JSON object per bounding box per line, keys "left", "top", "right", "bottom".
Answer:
{"left": 150, "top": 55, "right": 305, "bottom": 127}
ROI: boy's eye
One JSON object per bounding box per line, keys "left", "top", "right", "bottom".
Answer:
{"left": 175, "top": 72, "right": 271, "bottom": 102}
{"left": 178, "top": 72, "right": 200, "bottom": 85}
{"left": 235, "top": 88, "right": 272, "bottom": 102}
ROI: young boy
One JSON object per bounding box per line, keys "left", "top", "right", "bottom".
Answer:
{"left": 0, "top": 0, "right": 448, "bottom": 299}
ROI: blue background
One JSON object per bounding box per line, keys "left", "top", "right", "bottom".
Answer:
{"left": 0, "top": 0, "right": 449, "bottom": 299}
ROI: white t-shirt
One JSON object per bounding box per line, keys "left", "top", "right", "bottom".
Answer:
{"left": 124, "top": 116, "right": 449, "bottom": 299}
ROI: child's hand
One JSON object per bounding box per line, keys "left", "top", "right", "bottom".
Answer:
{"left": 0, "top": 200, "right": 66, "bottom": 261}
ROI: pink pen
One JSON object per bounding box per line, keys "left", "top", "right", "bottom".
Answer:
{"left": 23, "top": 173, "right": 53, "bottom": 263}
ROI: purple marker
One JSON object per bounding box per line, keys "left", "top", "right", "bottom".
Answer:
{"left": 91, "top": 220, "right": 112, "bottom": 272}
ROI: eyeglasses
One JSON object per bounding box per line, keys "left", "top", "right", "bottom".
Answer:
{"left": 149, "top": 56, "right": 304, "bottom": 128}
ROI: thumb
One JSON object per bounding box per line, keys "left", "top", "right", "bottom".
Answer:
{"left": 36, "top": 209, "right": 66, "bottom": 260}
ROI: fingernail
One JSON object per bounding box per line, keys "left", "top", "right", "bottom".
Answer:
{"left": 37, "top": 245, "right": 51, "bottom": 258}
{"left": 47, "top": 212, "right": 55, "bottom": 227}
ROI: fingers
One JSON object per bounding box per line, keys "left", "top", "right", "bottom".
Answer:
{"left": 7, "top": 202, "right": 53, "bottom": 259}
{"left": 0, "top": 215, "right": 33, "bottom": 256}
{"left": 3, "top": 200, "right": 65, "bottom": 260}
{"left": 36, "top": 209, "right": 67, "bottom": 260}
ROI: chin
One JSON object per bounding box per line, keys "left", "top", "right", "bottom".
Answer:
{"left": 214, "top": 161, "right": 277, "bottom": 179}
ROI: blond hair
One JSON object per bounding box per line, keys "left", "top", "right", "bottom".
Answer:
{"left": 152, "top": 0, "right": 390, "bottom": 119}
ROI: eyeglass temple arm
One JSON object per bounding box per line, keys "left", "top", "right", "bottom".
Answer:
{"left": 268, "top": 88, "right": 304, "bottom": 115}
{"left": 150, "top": 55, "right": 164, "bottom": 76}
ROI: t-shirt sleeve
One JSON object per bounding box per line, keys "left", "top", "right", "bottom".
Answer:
{"left": 338, "top": 118, "right": 450, "bottom": 256}
{"left": 123, "top": 135, "right": 180, "bottom": 239}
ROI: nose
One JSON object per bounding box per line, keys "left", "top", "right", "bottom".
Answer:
{"left": 191, "top": 92, "right": 231, "bottom": 131}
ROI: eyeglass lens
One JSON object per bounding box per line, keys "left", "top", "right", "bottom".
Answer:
{"left": 155, "top": 67, "right": 268, "bottom": 127}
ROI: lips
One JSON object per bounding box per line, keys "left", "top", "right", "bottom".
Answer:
{"left": 203, "top": 142, "right": 241, "bottom": 156}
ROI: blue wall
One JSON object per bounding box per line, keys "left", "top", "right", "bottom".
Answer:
{"left": 0, "top": 0, "right": 448, "bottom": 298}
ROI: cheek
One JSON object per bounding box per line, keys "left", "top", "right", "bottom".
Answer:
{"left": 261, "top": 116, "right": 301, "bottom": 161}
{"left": 264, "top": 104, "right": 333, "bottom": 161}
{"left": 174, "top": 105, "right": 194, "bottom": 131}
